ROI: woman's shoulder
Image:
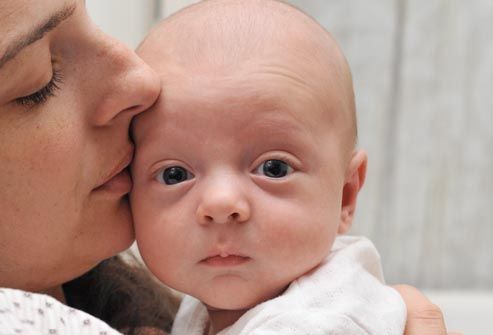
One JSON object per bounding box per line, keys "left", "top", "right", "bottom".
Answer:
{"left": 0, "top": 287, "right": 122, "bottom": 335}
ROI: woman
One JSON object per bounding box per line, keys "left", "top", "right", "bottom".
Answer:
{"left": 0, "top": 0, "right": 176, "bottom": 332}
{"left": 0, "top": 0, "right": 452, "bottom": 334}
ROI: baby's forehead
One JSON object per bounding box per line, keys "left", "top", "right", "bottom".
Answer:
{"left": 132, "top": 71, "right": 353, "bottom": 176}
{"left": 136, "top": 0, "right": 356, "bottom": 149}
{"left": 133, "top": 71, "right": 341, "bottom": 155}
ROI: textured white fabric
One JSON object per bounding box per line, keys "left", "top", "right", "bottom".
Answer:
{"left": 0, "top": 288, "right": 122, "bottom": 335}
{"left": 172, "top": 235, "right": 407, "bottom": 335}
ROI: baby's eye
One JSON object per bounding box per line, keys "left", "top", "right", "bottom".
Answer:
{"left": 156, "top": 166, "right": 194, "bottom": 185}
{"left": 254, "top": 159, "right": 293, "bottom": 178}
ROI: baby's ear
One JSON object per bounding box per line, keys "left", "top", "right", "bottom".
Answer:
{"left": 338, "top": 150, "right": 368, "bottom": 234}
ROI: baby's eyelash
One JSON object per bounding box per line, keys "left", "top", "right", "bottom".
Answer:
{"left": 252, "top": 152, "right": 300, "bottom": 173}
{"left": 15, "top": 69, "right": 63, "bottom": 107}
{"left": 264, "top": 153, "right": 297, "bottom": 167}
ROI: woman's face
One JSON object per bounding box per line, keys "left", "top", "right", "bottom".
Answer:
{"left": 0, "top": 0, "right": 160, "bottom": 291}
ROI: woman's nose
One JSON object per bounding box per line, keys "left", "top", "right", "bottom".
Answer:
{"left": 90, "top": 31, "right": 161, "bottom": 126}
{"left": 196, "top": 178, "right": 251, "bottom": 225}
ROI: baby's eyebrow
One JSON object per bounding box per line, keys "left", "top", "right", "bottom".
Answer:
{"left": 245, "top": 113, "right": 310, "bottom": 134}
{"left": 0, "top": 2, "right": 77, "bottom": 69}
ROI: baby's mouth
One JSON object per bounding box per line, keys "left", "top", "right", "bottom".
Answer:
{"left": 200, "top": 254, "right": 251, "bottom": 267}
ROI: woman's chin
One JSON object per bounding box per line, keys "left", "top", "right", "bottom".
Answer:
{"left": 104, "top": 196, "right": 136, "bottom": 253}
{"left": 104, "top": 218, "right": 136, "bottom": 258}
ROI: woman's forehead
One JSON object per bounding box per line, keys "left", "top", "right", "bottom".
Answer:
{"left": 0, "top": 0, "right": 77, "bottom": 68}
{"left": 0, "top": 0, "right": 73, "bottom": 30}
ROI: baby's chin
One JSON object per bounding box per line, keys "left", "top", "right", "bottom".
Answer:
{"left": 199, "top": 283, "right": 290, "bottom": 312}
{"left": 203, "top": 299, "right": 257, "bottom": 312}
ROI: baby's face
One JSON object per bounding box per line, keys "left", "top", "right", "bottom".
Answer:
{"left": 131, "top": 62, "right": 350, "bottom": 310}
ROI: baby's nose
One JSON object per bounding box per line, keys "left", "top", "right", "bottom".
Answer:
{"left": 196, "top": 182, "right": 251, "bottom": 225}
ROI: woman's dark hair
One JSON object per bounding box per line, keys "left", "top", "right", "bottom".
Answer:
{"left": 63, "top": 255, "right": 179, "bottom": 335}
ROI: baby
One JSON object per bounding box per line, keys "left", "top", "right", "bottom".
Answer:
{"left": 131, "top": 0, "right": 406, "bottom": 334}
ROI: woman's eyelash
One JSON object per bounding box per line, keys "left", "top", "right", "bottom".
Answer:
{"left": 15, "top": 69, "right": 63, "bottom": 107}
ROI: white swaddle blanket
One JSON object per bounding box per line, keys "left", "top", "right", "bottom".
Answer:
{"left": 172, "top": 235, "right": 407, "bottom": 335}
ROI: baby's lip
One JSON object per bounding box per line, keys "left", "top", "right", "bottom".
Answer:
{"left": 200, "top": 254, "right": 251, "bottom": 267}
{"left": 205, "top": 251, "right": 248, "bottom": 259}
{"left": 200, "top": 248, "right": 251, "bottom": 266}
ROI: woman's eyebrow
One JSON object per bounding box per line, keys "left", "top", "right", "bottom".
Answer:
{"left": 0, "top": 2, "right": 76, "bottom": 69}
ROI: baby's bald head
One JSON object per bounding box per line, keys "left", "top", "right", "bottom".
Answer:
{"left": 138, "top": 0, "right": 357, "bottom": 155}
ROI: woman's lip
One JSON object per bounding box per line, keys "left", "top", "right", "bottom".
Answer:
{"left": 94, "top": 168, "right": 132, "bottom": 194}
{"left": 94, "top": 148, "right": 134, "bottom": 192}
{"left": 200, "top": 254, "right": 251, "bottom": 267}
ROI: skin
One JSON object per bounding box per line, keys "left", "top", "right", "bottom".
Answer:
{"left": 131, "top": 1, "right": 365, "bottom": 333}
{"left": 0, "top": 0, "right": 160, "bottom": 298}
{"left": 395, "top": 285, "right": 463, "bottom": 335}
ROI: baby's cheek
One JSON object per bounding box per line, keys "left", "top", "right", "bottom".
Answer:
{"left": 263, "top": 205, "right": 335, "bottom": 266}
{"left": 129, "top": 185, "right": 148, "bottom": 232}
{"left": 134, "top": 214, "right": 177, "bottom": 282}
{"left": 129, "top": 160, "right": 162, "bottom": 230}
{"left": 130, "top": 181, "right": 162, "bottom": 257}
{"left": 139, "top": 232, "right": 192, "bottom": 293}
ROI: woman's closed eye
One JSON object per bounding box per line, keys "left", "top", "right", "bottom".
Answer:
{"left": 156, "top": 166, "right": 195, "bottom": 185}
{"left": 15, "top": 68, "right": 63, "bottom": 107}
{"left": 254, "top": 159, "right": 294, "bottom": 178}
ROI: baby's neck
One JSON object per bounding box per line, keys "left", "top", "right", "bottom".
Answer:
{"left": 206, "top": 307, "right": 248, "bottom": 335}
